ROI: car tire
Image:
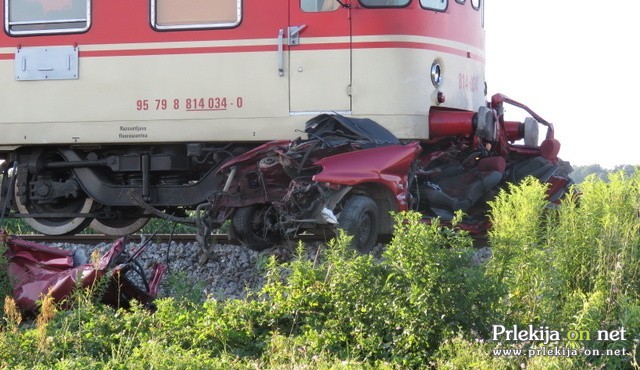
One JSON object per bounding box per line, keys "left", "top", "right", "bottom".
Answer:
{"left": 231, "top": 204, "right": 281, "bottom": 251}
{"left": 338, "top": 195, "right": 379, "bottom": 253}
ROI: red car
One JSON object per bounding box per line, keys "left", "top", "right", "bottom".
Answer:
{"left": 199, "top": 95, "right": 572, "bottom": 253}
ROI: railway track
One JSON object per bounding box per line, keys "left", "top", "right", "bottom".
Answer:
{"left": 9, "top": 232, "right": 331, "bottom": 246}
{"left": 8, "top": 233, "right": 217, "bottom": 245}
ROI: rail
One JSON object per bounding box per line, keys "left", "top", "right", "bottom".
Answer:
{"left": 8, "top": 233, "right": 329, "bottom": 245}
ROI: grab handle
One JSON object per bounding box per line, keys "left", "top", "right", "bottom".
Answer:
{"left": 277, "top": 28, "right": 284, "bottom": 76}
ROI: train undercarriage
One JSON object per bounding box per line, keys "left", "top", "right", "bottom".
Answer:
{"left": 1, "top": 142, "right": 255, "bottom": 236}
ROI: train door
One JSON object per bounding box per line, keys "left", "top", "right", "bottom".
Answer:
{"left": 288, "top": 0, "right": 351, "bottom": 113}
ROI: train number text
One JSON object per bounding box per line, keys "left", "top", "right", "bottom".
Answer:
{"left": 458, "top": 73, "right": 479, "bottom": 92}
{"left": 136, "top": 97, "right": 244, "bottom": 112}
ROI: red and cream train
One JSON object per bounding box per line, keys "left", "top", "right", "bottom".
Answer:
{"left": 0, "top": 0, "right": 564, "bottom": 238}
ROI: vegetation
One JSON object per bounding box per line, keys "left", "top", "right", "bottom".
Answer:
{"left": 0, "top": 216, "right": 200, "bottom": 236}
{"left": 1, "top": 171, "right": 640, "bottom": 368}
{"left": 569, "top": 164, "right": 638, "bottom": 184}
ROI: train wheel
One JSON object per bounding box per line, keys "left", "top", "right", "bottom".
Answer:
{"left": 90, "top": 212, "right": 149, "bottom": 236}
{"left": 13, "top": 181, "right": 94, "bottom": 235}
{"left": 338, "top": 195, "right": 379, "bottom": 253}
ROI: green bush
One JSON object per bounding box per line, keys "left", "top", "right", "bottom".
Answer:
{"left": 481, "top": 173, "right": 640, "bottom": 369}
{"left": 485, "top": 176, "right": 557, "bottom": 325}
{"left": 254, "top": 213, "right": 500, "bottom": 367}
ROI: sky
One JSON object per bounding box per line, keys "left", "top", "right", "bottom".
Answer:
{"left": 484, "top": 1, "right": 639, "bottom": 168}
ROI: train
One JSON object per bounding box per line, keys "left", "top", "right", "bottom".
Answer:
{"left": 0, "top": 0, "right": 570, "bottom": 243}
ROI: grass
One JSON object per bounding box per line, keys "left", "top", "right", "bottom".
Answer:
{"left": 0, "top": 215, "right": 200, "bottom": 235}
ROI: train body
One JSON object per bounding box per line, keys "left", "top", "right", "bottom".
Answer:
{"left": 0, "top": 0, "right": 563, "bottom": 241}
{"left": 1, "top": 0, "right": 484, "bottom": 143}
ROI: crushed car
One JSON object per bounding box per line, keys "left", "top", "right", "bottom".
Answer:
{"left": 3, "top": 231, "right": 166, "bottom": 314}
{"left": 198, "top": 94, "right": 573, "bottom": 253}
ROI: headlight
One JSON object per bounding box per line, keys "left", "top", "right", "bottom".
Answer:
{"left": 430, "top": 61, "right": 442, "bottom": 87}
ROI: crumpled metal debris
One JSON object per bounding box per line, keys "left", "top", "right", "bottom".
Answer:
{"left": 2, "top": 231, "right": 166, "bottom": 314}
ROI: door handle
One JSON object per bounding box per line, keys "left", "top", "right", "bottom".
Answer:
{"left": 287, "top": 25, "right": 307, "bottom": 46}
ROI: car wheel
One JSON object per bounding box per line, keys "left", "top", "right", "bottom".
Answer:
{"left": 338, "top": 195, "right": 379, "bottom": 253}
{"left": 231, "top": 204, "right": 281, "bottom": 251}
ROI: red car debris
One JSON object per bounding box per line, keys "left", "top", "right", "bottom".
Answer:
{"left": 197, "top": 95, "right": 573, "bottom": 254}
{"left": 3, "top": 231, "right": 166, "bottom": 314}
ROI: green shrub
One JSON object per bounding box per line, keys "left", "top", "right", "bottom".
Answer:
{"left": 485, "top": 176, "right": 555, "bottom": 325}
{"left": 431, "top": 334, "right": 515, "bottom": 370}
{"left": 257, "top": 213, "right": 497, "bottom": 367}
{"left": 482, "top": 173, "right": 640, "bottom": 369}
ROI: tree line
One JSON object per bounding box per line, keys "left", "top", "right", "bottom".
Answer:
{"left": 569, "top": 164, "right": 638, "bottom": 184}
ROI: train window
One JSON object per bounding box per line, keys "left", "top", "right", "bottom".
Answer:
{"left": 471, "top": 0, "right": 480, "bottom": 10}
{"left": 5, "top": 0, "right": 90, "bottom": 36}
{"left": 455, "top": 0, "right": 465, "bottom": 3}
{"left": 302, "top": 0, "right": 339, "bottom": 12}
{"left": 152, "top": 0, "right": 242, "bottom": 30}
{"left": 359, "top": 0, "right": 410, "bottom": 8}
{"left": 420, "top": 0, "right": 447, "bottom": 11}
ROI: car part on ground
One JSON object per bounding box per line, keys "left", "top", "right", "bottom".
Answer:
{"left": 3, "top": 231, "right": 166, "bottom": 314}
